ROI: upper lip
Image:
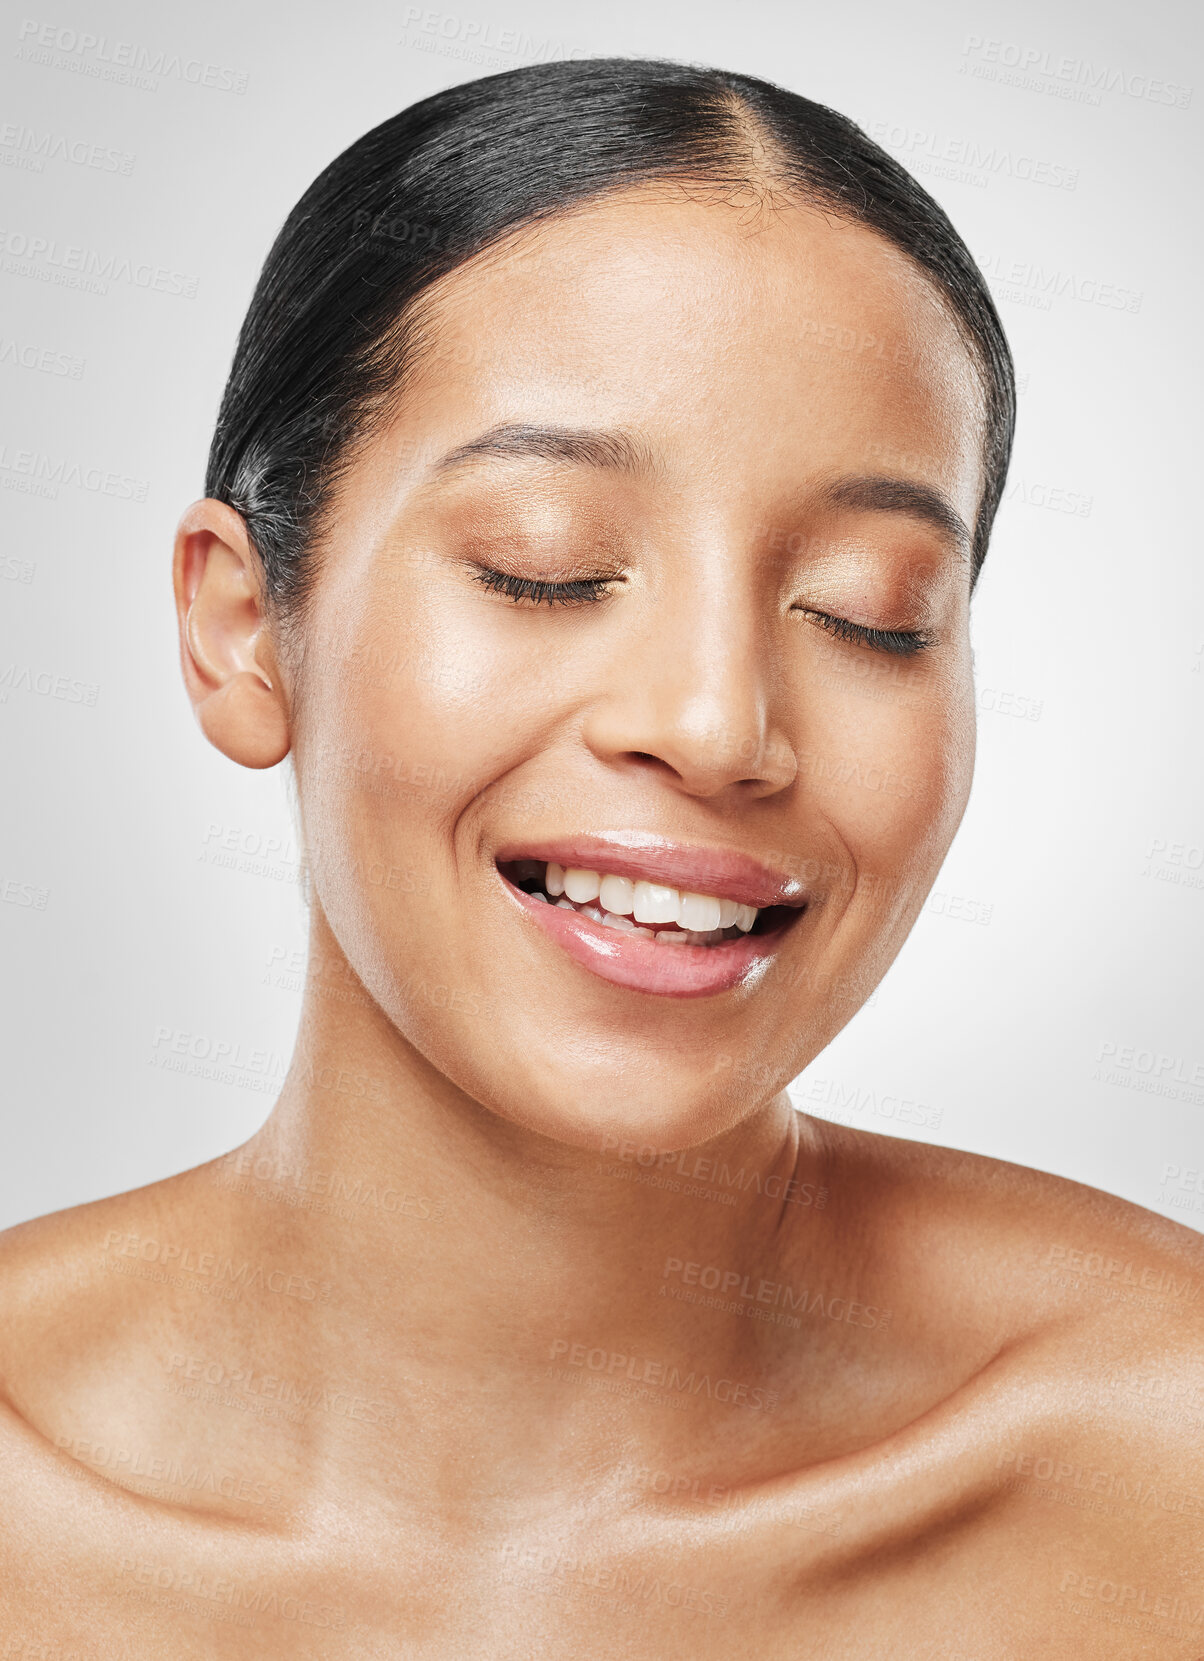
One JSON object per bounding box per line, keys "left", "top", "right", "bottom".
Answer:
{"left": 492, "top": 833, "right": 807, "bottom": 910}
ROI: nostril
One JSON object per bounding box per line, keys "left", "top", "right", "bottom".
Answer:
{"left": 625, "top": 751, "right": 691, "bottom": 784}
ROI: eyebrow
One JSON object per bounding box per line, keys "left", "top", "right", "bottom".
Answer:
{"left": 817, "top": 474, "right": 973, "bottom": 561}
{"left": 429, "top": 430, "right": 972, "bottom": 555}
{"left": 432, "top": 421, "right": 657, "bottom": 477}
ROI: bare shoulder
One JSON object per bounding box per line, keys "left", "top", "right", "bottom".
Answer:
{"left": 0, "top": 1191, "right": 326, "bottom": 1656}
{"left": 0, "top": 1165, "right": 327, "bottom": 1633}
{"left": 807, "top": 1114, "right": 1204, "bottom": 1435}
{"left": 0, "top": 1168, "right": 215, "bottom": 1401}
{"left": 0, "top": 1162, "right": 276, "bottom": 1515}
{"left": 811, "top": 1113, "right": 1204, "bottom": 1337}
{"left": 819, "top": 1117, "right": 1204, "bottom": 1445}
{"left": 788, "top": 1121, "right": 1204, "bottom": 1631}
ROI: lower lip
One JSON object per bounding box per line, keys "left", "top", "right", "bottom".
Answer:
{"left": 499, "top": 874, "right": 797, "bottom": 999}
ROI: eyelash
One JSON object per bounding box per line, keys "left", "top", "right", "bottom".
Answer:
{"left": 471, "top": 566, "right": 617, "bottom": 606}
{"left": 798, "top": 608, "right": 933, "bottom": 658}
{"left": 471, "top": 567, "right": 932, "bottom": 656}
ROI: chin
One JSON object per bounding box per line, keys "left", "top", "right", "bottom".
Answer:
{"left": 477, "top": 1049, "right": 765, "bottom": 1156}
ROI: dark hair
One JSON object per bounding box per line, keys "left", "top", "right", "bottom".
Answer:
{"left": 205, "top": 57, "right": 1014, "bottom": 620}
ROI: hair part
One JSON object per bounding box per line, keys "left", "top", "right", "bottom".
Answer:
{"left": 205, "top": 58, "right": 1015, "bottom": 626}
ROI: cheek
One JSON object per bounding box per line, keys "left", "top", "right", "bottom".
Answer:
{"left": 313, "top": 571, "right": 547, "bottom": 783}
{"left": 365, "top": 600, "right": 570, "bottom": 819}
{"left": 805, "top": 649, "right": 976, "bottom": 903}
{"left": 295, "top": 588, "right": 561, "bottom": 926}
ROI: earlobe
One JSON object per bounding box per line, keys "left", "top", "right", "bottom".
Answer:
{"left": 173, "top": 499, "right": 291, "bottom": 770}
{"left": 194, "top": 670, "right": 290, "bottom": 769}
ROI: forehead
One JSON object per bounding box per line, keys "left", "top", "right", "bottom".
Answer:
{"left": 394, "top": 185, "right": 986, "bottom": 516}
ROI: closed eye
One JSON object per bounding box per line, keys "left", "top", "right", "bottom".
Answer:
{"left": 471, "top": 565, "right": 620, "bottom": 607}
{"left": 470, "top": 567, "right": 932, "bottom": 655}
{"left": 796, "top": 607, "right": 933, "bottom": 657}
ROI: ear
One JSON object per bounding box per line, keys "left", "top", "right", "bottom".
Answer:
{"left": 172, "top": 499, "right": 291, "bottom": 769}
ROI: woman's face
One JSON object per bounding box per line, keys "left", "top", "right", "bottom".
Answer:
{"left": 288, "top": 186, "right": 985, "bottom": 1150}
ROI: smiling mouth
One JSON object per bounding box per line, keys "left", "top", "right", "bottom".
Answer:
{"left": 498, "top": 859, "right": 800, "bottom": 948}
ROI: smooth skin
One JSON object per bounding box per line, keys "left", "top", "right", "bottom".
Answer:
{"left": 1, "top": 184, "right": 1201, "bottom": 1659}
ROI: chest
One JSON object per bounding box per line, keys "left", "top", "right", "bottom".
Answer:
{"left": 15, "top": 1498, "right": 1148, "bottom": 1661}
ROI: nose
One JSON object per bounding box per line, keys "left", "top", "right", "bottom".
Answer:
{"left": 579, "top": 568, "right": 798, "bottom": 802}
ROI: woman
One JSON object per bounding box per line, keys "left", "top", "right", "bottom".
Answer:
{"left": 1, "top": 57, "right": 1200, "bottom": 1656}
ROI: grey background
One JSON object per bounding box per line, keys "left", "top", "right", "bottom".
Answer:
{"left": 1, "top": 0, "right": 1201, "bottom": 1231}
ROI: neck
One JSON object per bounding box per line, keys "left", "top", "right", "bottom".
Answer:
{"left": 214, "top": 910, "right": 835, "bottom": 1466}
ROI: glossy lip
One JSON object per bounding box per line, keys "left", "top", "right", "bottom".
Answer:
{"left": 496, "top": 870, "right": 804, "bottom": 1000}
{"left": 491, "top": 833, "right": 808, "bottom": 911}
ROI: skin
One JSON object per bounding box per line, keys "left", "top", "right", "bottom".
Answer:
{"left": 0, "top": 182, "right": 1201, "bottom": 1659}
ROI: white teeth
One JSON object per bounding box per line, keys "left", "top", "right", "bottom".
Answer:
{"left": 632, "top": 880, "right": 679, "bottom": 924}
{"left": 598, "top": 874, "right": 635, "bottom": 916}
{"left": 536, "top": 862, "right": 763, "bottom": 941}
{"left": 678, "top": 891, "right": 722, "bottom": 933}
{"left": 563, "top": 868, "right": 601, "bottom": 904}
